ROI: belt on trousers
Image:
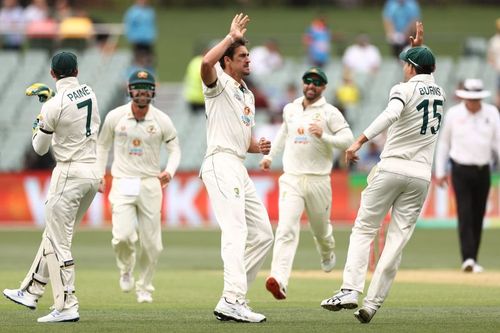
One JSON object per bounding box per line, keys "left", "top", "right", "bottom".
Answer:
{"left": 451, "top": 159, "right": 489, "bottom": 171}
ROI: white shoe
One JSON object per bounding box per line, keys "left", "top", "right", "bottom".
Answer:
{"left": 37, "top": 308, "right": 80, "bottom": 323}
{"left": 136, "top": 290, "right": 153, "bottom": 303}
{"left": 473, "top": 263, "right": 484, "bottom": 273}
{"left": 321, "top": 252, "right": 336, "bottom": 273}
{"left": 354, "top": 307, "right": 377, "bottom": 324}
{"left": 461, "top": 258, "right": 475, "bottom": 272}
{"left": 3, "top": 288, "right": 38, "bottom": 310}
{"left": 119, "top": 272, "right": 135, "bottom": 292}
{"left": 265, "top": 276, "right": 287, "bottom": 300}
{"left": 321, "top": 289, "right": 359, "bottom": 311}
{"left": 214, "top": 297, "right": 266, "bottom": 323}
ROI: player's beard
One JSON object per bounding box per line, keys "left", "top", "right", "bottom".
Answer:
{"left": 303, "top": 87, "right": 320, "bottom": 102}
{"left": 131, "top": 91, "right": 153, "bottom": 108}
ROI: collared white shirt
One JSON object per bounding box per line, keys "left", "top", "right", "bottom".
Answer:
{"left": 363, "top": 74, "right": 446, "bottom": 181}
{"left": 35, "top": 77, "right": 100, "bottom": 163}
{"left": 202, "top": 69, "right": 255, "bottom": 159}
{"left": 435, "top": 101, "right": 500, "bottom": 178}
{"left": 268, "top": 96, "right": 352, "bottom": 176}
{"left": 97, "top": 102, "right": 179, "bottom": 178}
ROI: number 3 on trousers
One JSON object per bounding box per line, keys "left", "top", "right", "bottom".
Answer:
{"left": 77, "top": 98, "right": 92, "bottom": 137}
{"left": 416, "top": 98, "right": 443, "bottom": 135}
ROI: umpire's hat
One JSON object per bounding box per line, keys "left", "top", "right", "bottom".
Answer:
{"left": 399, "top": 46, "right": 435, "bottom": 71}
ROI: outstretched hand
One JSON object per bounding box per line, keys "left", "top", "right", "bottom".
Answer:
{"left": 229, "top": 13, "right": 250, "bottom": 41}
{"left": 409, "top": 21, "right": 424, "bottom": 47}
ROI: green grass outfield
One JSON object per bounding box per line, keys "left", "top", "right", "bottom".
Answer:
{"left": 1, "top": 228, "right": 499, "bottom": 332}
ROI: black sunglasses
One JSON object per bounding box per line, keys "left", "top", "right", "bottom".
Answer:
{"left": 303, "top": 77, "right": 324, "bottom": 87}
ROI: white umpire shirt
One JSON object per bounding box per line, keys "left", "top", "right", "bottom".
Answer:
{"left": 96, "top": 102, "right": 180, "bottom": 178}
{"left": 202, "top": 68, "right": 255, "bottom": 160}
{"left": 33, "top": 77, "right": 100, "bottom": 162}
{"left": 434, "top": 101, "right": 500, "bottom": 178}
{"left": 363, "top": 74, "right": 446, "bottom": 181}
{"left": 265, "top": 96, "right": 353, "bottom": 176}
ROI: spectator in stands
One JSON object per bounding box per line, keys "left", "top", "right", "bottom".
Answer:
{"left": 342, "top": 34, "right": 381, "bottom": 74}
{"left": 0, "top": 0, "right": 25, "bottom": 50}
{"left": 53, "top": 0, "right": 73, "bottom": 21}
{"left": 183, "top": 44, "right": 207, "bottom": 114}
{"left": 382, "top": 0, "right": 421, "bottom": 58}
{"left": 487, "top": 18, "right": 500, "bottom": 110}
{"left": 24, "top": 0, "right": 48, "bottom": 24}
{"left": 249, "top": 39, "right": 284, "bottom": 76}
{"left": 303, "top": 14, "right": 332, "bottom": 68}
{"left": 334, "top": 70, "right": 360, "bottom": 117}
{"left": 124, "top": 0, "right": 156, "bottom": 69}
{"left": 58, "top": 8, "right": 94, "bottom": 50}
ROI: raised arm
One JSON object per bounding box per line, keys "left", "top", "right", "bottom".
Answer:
{"left": 409, "top": 21, "right": 424, "bottom": 47}
{"left": 200, "top": 13, "right": 250, "bottom": 86}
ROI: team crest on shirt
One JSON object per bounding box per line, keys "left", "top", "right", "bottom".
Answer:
{"left": 241, "top": 106, "right": 253, "bottom": 126}
{"left": 147, "top": 125, "right": 157, "bottom": 134}
{"left": 294, "top": 127, "right": 309, "bottom": 144}
{"left": 313, "top": 113, "right": 321, "bottom": 121}
{"left": 234, "top": 187, "right": 240, "bottom": 198}
{"left": 129, "top": 138, "right": 143, "bottom": 156}
{"left": 117, "top": 125, "right": 127, "bottom": 137}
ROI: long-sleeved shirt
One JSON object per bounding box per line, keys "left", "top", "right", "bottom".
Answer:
{"left": 435, "top": 101, "right": 500, "bottom": 178}
{"left": 266, "top": 96, "right": 353, "bottom": 176}
{"left": 96, "top": 103, "right": 180, "bottom": 178}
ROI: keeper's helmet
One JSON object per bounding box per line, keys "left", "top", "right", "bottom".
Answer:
{"left": 128, "top": 69, "right": 156, "bottom": 106}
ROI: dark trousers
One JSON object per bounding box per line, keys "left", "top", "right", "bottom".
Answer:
{"left": 450, "top": 160, "right": 490, "bottom": 262}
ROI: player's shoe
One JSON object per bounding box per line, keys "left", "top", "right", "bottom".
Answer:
{"left": 119, "top": 272, "right": 135, "bottom": 292}
{"left": 321, "top": 252, "right": 336, "bottom": 273}
{"left": 37, "top": 308, "right": 80, "bottom": 323}
{"left": 3, "top": 288, "right": 38, "bottom": 310}
{"left": 473, "top": 263, "right": 484, "bottom": 273}
{"left": 354, "top": 307, "right": 377, "bottom": 324}
{"left": 213, "top": 297, "right": 266, "bottom": 323}
{"left": 321, "top": 289, "right": 359, "bottom": 311}
{"left": 461, "top": 258, "right": 475, "bottom": 272}
{"left": 136, "top": 290, "right": 153, "bottom": 303}
{"left": 265, "top": 276, "right": 287, "bottom": 300}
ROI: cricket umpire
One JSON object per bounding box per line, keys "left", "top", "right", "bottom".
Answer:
{"left": 435, "top": 78, "right": 500, "bottom": 273}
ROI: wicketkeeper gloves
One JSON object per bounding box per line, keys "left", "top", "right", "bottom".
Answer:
{"left": 26, "top": 83, "right": 55, "bottom": 103}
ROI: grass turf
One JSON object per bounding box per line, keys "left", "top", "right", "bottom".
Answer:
{"left": 0, "top": 228, "right": 499, "bottom": 332}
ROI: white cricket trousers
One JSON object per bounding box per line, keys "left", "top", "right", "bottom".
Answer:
{"left": 109, "top": 177, "right": 163, "bottom": 293}
{"left": 342, "top": 168, "right": 429, "bottom": 310}
{"left": 270, "top": 173, "right": 335, "bottom": 286}
{"left": 26, "top": 162, "right": 100, "bottom": 309}
{"left": 201, "top": 152, "right": 274, "bottom": 303}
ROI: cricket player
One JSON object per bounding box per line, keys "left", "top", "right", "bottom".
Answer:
{"left": 260, "top": 67, "right": 354, "bottom": 300}
{"left": 200, "top": 13, "right": 274, "bottom": 323}
{"left": 96, "top": 69, "right": 181, "bottom": 304}
{"left": 321, "top": 22, "right": 446, "bottom": 324}
{"left": 3, "top": 51, "right": 101, "bottom": 323}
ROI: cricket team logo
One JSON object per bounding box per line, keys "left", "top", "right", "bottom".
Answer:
{"left": 294, "top": 126, "right": 309, "bottom": 144}
{"left": 147, "top": 125, "right": 157, "bottom": 134}
{"left": 234, "top": 187, "right": 240, "bottom": 198}
{"left": 129, "top": 138, "right": 144, "bottom": 156}
{"left": 241, "top": 106, "right": 253, "bottom": 127}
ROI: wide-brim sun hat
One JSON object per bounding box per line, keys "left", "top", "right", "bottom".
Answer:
{"left": 455, "top": 78, "right": 491, "bottom": 100}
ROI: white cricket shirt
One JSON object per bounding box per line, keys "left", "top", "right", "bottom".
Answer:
{"left": 268, "top": 96, "right": 352, "bottom": 176}
{"left": 35, "top": 77, "right": 100, "bottom": 163}
{"left": 202, "top": 69, "right": 255, "bottom": 159}
{"left": 364, "top": 74, "right": 446, "bottom": 181}
{"left": 434, "top": 101, "right": 500, "bottom": 178}
{"left": 97, "top": 102, "right": 179, "bottom": 178}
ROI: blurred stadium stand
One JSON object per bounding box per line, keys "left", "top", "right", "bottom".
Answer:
{"left": 0, "top": 51, "right": 496, "bottom": 172}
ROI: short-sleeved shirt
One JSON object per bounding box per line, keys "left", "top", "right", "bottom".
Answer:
{"left": 38, "top": 77, "right": 100, "bottom": 163}
{"left": 202, "top": 69, "right": 255, "bottom": 159}
{"left": 271, "top": 96, "right": 350, "bottom": 176}
{"left": 364, "top": 74, "right": 446, "bottom": 181}
{"left": 97, "top": 103, "right": 177, "bottom": 178}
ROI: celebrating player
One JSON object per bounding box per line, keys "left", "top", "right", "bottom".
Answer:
{"left": 199, "top": 13, "right": 274, "bottom": 323}
{"left": 96, "top": 69, "right": 181, "bottom": 304}
{"left": 320, "top": 21, "right": 446, "bottom": 323}
{"left": 260, "top": 67, "right": 354, "bottom": 300}
{"left": 3, "top": 51, "right": 101, "bottom": 323}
